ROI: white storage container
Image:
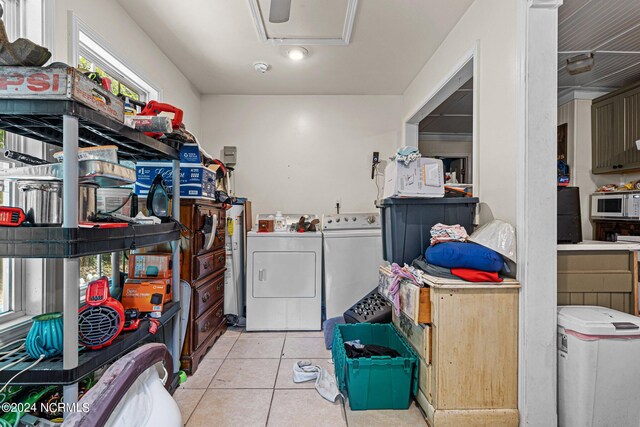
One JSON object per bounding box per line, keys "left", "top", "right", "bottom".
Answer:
{"left": 558, "top": 306, "right": 640, "bottom": 427}
{"left": 382, "top": 157, "right": 444, "bottom": 198}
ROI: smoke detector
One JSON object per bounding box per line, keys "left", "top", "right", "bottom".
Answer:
{"left": 253, "top": 62, "right": 271, "bottom": 73}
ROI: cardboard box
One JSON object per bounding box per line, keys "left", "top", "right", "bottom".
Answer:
{"left": 0, "top": 66, "right": 125, "bottom": 122}
{"left": 134, "top": 161, "right": 216, "bottom": 199}
{"left": 128, "top": 253, "right": 172, "bottom": 279}
{"left": 123, "top": 277, "right": 172, "bottom": 303}
{"left": 122, "top": 281, "right": 166, "bottom": 313}
{"left": 179, "top": 143, "right": 202, "bottom": 164}
{"left": 383, "top": 157, "right": 445, "bottom": 198}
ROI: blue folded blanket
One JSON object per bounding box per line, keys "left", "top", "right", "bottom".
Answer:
{"left": 425, "top": 242, "right": 504, "bottom": 272}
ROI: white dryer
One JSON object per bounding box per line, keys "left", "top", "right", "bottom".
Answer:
{"left": 246, "top": 214, "right": 322, "bottom": 331}
{"left": 322, "top": 212, "right": 384, "bottom": 319}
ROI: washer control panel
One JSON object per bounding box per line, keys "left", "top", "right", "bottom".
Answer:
{"left": 322, "top": 212, "right": 380, "bottom": 230}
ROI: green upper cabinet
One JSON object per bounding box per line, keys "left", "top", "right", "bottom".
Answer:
{"left": 592, "top": 82, "right": 640, "bottom": 174}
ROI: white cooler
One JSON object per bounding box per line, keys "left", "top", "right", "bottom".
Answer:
{"left": 558, "top": 306, "right": 640, "bottom": 427}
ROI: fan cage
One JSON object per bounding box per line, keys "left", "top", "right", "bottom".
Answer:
{"left": 78, "top": 305, "right": 121, "bottom": 347}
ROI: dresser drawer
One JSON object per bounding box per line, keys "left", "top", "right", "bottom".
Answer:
{"left": 193, "top": 228, "right": 225, "bottom": 255}
{"left": 194, "top": 204, "right": 224, "bottom": 229}
{"left": 192, "top": 205, "right": 225, "bottom": 255}
{"left": 193, "top": 249, "right": 225, "bottom": 282}
{"left": 379, "top": 266, "right": 431, "bottom": 324}
{"left": 193, "top": 273, "right": 225, "bottom": 318}
{"left": 193, "top": 298, "right": 224, "bottom": 349}
{"left": 392, "top": 310, "right": 431, "bottom": 363}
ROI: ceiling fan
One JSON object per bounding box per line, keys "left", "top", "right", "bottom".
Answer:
{"left": 269, "top": 0, "right": 292, "bottom": 23}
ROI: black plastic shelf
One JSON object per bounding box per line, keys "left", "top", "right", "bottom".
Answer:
{"left": 0, "top": 99, "right": 179, "bottom": 161}
{"left": 0, "top": 223, "right": 180, "bottom": 258}
{"left": 0, "top": 302, "right": 180, "bottom": 385}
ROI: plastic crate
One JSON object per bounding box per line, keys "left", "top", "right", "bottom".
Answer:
{"left": 380, "top": 197, "right": 479, "bottom": 265}
{"left": 332, "top": 323, "right": 418, "bottom": 410}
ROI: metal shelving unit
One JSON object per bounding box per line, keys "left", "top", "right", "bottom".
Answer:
{"left": 0, "top": 98, "right": 182, "bottom": 419}
{"left": 0, "top": 302, "right": 180, "bottom": 385}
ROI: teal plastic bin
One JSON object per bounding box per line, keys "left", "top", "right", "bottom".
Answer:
{"left": 332, "top": 323, "right": 418, "bottom": 410}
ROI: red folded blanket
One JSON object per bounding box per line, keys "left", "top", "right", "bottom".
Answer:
{"left": 451, "top": 268, "right": 503, "bottom": 283}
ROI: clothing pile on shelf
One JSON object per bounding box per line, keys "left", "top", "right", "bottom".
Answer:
{"left": 413, "top": 220, "right": 517, "bottom": 283}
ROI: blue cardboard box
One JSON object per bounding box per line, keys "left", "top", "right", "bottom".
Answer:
{"left": 179, "top": 144, "right": 202, "bottom": 164}
{"left": 135, "top": 161, "right": 216, "bottom": 199}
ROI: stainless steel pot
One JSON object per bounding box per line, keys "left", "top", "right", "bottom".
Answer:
{"left": 16, "top": 180, "right": 98, "bottom": 225}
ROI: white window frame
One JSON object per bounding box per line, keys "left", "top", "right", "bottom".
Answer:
{"left": 0, "top": 0, "right": 53, "bottom": 335}
{"left": 69, "top": 13, "right": 160, "bottom": 102}
{"left": 68, "top": 15, "right": 158, "bottom": 301}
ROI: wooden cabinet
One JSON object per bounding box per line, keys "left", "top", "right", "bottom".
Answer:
{"left": 179, "top": 199, "right": 227, "bottom": 374}
{"left": 557, "top": 248, "right": 638, "bottom": 316}
{"left": 592, "top": 81, "right": 640, "bottom": 174}
{"left": 394, "top": 276, "right": 520, "bottom": 427}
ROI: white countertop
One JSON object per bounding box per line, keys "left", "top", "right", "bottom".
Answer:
{"left": 557, "top": 240, "right": 640, "bottom": 252}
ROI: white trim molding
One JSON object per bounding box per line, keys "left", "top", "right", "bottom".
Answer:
{"left": 528, "top": 0, "right": 563, "bottom": 8}
{"left": 404, "top": 41, "right": 479, "bottom": 198}
{"left": 557, "top": 88, "right": 611, "bottom": 106}
{"left": 517, "top": 0, "right": 561, "bottom": 426}
{"left": 247, "top": 0, "right": 358, "bottom": 46}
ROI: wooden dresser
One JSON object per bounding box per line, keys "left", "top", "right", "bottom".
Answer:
{"left": 386, "top": 272, "right": 520, "bottom": 427}
{"left": 180, "top": 199, "right": 227, "bottom": 374}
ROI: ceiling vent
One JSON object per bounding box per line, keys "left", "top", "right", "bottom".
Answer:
{"left": 247, "top": 0, "right": 358, "bottom": 46}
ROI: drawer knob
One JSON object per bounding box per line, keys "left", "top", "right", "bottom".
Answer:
{"left": 216, "top": 308, "right": 223, "bottom": 317}
{"left": 218, "top": 255, "right": 225, "bottom": 263}
{"left": 217, "top": 283, "right": 223, "bottom": 291}
{"left": 201, "top": 321, "right": 211, "bottom": 333}
{"left": 202, "top": 292, "right": 210, "bottom": 303}
{"left": 203, "top": 261, "right": 211, "bottom": 270}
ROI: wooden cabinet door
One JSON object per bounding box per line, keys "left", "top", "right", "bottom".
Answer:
{"left": 592, "top": 98, "right": 620, "bottom": 173}
{"left": 622, "top": 87, "right": 640, "bottom": 169}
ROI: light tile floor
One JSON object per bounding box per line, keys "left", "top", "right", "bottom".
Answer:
{"left": 174, "top": 327, "right": 428, "bottom": 426}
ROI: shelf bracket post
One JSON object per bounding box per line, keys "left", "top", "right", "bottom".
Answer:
{"left": 62, "top": 115, "right": 80, "bottom": 415}
{"left": 171, "top": 159, "right": 181, "bottom": 380}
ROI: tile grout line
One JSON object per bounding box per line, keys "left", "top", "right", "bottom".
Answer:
{"left": 183, "top": 329, "right": 239, "bottom": 425}
{"left": 183, "top": 388, "right": 208, "bottom": 426}
{"left": 265, "top": 333, "right": 287, "bottom": 426}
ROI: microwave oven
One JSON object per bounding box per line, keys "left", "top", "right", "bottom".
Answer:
{"left": 591, "top": 192, "right": 640, "bottom": 219}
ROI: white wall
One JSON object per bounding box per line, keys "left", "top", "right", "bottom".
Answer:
{"left": 51, "top": 0, "right": 202, "bottom": 137}
{"left": 200, "top": 95, "right": 402, "bottom": 215}
{"left": 402, "top": 0, "right": 518, "bottom": 225}
{"left": 558, "top": 99, "right": 640, "bottom": 239}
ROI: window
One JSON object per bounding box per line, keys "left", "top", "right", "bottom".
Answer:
{"left": 0, "top": 0, "right": 20, "bottom": 320}
{"left": 77, "top": 55, "right": 142, "bottom": 101}
{"left": 71, "top": 17, "right": 155, "bottom": 294}
{"left": 74, "top": 22, "right": 159, "bottom": 102}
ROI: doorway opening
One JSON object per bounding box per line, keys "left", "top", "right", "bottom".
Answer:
{"left": 404, "top": 53, "right": 476, "bottom": 195}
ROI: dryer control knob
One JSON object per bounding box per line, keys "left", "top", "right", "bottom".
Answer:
{"left": 366, "top": 215, "right": 376, "bottom": 224}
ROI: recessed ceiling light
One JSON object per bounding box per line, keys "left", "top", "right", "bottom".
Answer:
{"left": 286, "top": 47, "right": 309, "bottom": 61}
{"left": 253, "top": 62, "right": 271, "bottom": 73}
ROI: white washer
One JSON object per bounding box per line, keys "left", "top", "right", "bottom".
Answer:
{"left": 322, "top": 212, "right": 384, "bottom": 320}
{"left": 246, "top": 214, "right": 322, "bottom": 331}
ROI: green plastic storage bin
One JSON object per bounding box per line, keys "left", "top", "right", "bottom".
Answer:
{"left": 332, "top": 323, "right": 418, "bottom": 410}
